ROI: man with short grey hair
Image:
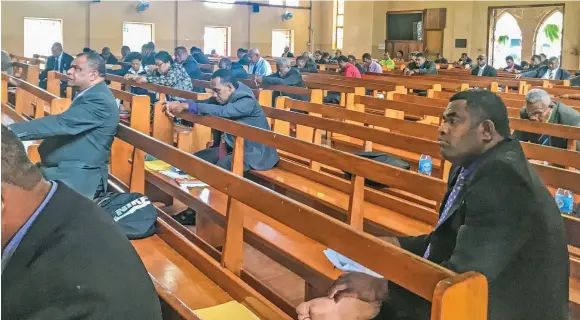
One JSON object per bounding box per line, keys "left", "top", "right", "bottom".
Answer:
{"left": 247, "top": 48, "right": 272, "bottom": 76}
{"left": 513, "top": 88, "right": 580, "bottom": 151}
{"left": 255, "top": 57, "right": 309, "bottom": 104}
{"left": 516, "top": 56, "right": 570, "bottom": 80}
{"left": 9, "top": 52, "right": 120, "bottom": 199}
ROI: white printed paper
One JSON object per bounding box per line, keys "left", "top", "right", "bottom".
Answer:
{"left": 323, "top": 249, "right": 383, "bottom": 278}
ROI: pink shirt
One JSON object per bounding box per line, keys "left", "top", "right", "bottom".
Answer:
{"left": 344, "top": 63, "right": 362, "bottom": 78}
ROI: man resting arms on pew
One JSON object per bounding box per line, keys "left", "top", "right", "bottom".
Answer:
{"left": 255, "top": 57, "right": 310, "bottom": 103}
{"left": 297, "top": 89, "right": 569, "bottom": 320}
{"left": 513, "top": 89, "right": 580, "bottom": 151}
{"left": 9, "top": 52, "right": 119, "bottom": 199}
{"left": 1, "top": 125, "right": 162, "bottom": 319}
{"left": 164, "top": 69, "right": 279, "bottom": 172}
{"left": 404, "top": 52, "right": 437, "bottom": 75}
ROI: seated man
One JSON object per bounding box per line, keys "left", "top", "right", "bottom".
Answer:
{"left": 1, "top": 125, "right": 162, "bottom": 319}
{"left": 378, "top": 52, "right": 394, "bottom": 70}
{"left": 141, "top": 42, "right": 156, "bottom": 66}
{"left": 471, "top": 54, "right": 497, "bottom": 77}
{"left": 513, "top": 88, "right": 580, "bottom": 151}
{"left": 218, "top": 57, "right": 249, "bottom": 79}
{"left": 434, "top": 53, "right": 448, "bottom": 64}
{"left": 190, "top": 46, "right": 211, "bottom": 65}
{"left": 337, "top": 55, "right": 361, "bottom": 78}
{"left": 517, "top": 56, "right": 570, "bottom": 80}
{"left": 297, "top": 89, "right": 569, "bottom": 320}
{"left": 405, "top": 52, "right": 418, "bottom": 70}
{"left": 503, "top": 55, "right": 522, "bottom": 73}
{"left": 39, "top": 42, "right": 73, "bottom": 94}
{"left": 9, "top": 52, "right": 119, "bottom": 199}
{"left": 100, "top": 47, "right": 119, "bottom": 65}
{"left": 405, "top": 52, "right": 437, "bottom": 75}
{"left": 248, "top": 48, "right": 273, "bottom": 76}
{"left": 282, "top": 46, "right": 294, "bottom": 58}
{"left": 163, "top": 69, "right": 279, "bottom": 172}
{"left": 347, "top": 55, "right": 365, "bottom": 75}
{"left": 526, "top": 54, "right": 542, "bottom": 71}
{"left": 121, "top": 45, "right": 131, "bottom": 61}
{"left": 295, "top": 56, "right": 318, "bottom": 74}
{"left": 237, "top": 48, "right": 250, "bottom": 66}
{"left": 256, "top": 57, "right": 309, "bottom": 105}
{"left": 457, "top": 52, "right": 472, "bottom": 67}
{"left": 362, "top": 53, "right": 383, "bottom": 74}
{"left": 174, "top": 46, "right": 204, "bottom": 93}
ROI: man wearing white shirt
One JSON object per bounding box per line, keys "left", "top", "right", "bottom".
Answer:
{"left": 247, "top": 48, "right": 272, "bottom": 76}
{"left": 517, "top": 56, "right": 570, "bottom": 80}
{"left": 39, "top": 42, "right": 73, "bottom": 93}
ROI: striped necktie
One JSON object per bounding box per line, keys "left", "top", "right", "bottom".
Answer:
{"left": 423, "top": 169, "right": 467, "bottom": 259}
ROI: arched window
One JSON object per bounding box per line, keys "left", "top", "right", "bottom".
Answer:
{"left": 534, "top": 10, "right": 563, "bottom": 59}
{"left": 492, "top": 13, "right": 522, "bottom": 68}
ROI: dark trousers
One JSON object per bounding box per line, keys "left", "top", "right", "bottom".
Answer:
{"left": 194, "top": 146, "right": 250, "bottom": 172}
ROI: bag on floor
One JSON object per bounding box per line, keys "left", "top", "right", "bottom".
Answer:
{"left": 343, "top": 152, "right": 410, "bottom": 189}
{"left": 94, "top": 192, "right": 157, "bottom": 239}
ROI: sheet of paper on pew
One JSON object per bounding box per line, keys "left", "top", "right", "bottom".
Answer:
{"left": 324, "top": 249, "right": 383, "bottom": 278}
{"left": 194, "top": 301, "right": 260, "bottom": 320}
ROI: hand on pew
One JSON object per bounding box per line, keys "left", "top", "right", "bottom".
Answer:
{"left": 163, "top": 101, "right": 188, "bottom": 118}
{"left": 296, "top": 296, "right": 381, "bottom": 320}
{"left": 328, "top": 272, "right": 389, "bottom": 303}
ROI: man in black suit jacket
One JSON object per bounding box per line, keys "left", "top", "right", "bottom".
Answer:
{"left": 471, "top": 54, "right": 497, "bottom": 77}
{"left": 1, "top": 125, "right": 162, "bottom": 319}
{"left": 297, "top": 89, "right": 569, "bottom": 320}
{"left": 517, "top": 56, "right": 571, "bottom": 80}
{"left": 101, "top": 46, "right": 119, "bottom": 65}
{"left": 39, "top": 42, "right": 73, "bottom": 94}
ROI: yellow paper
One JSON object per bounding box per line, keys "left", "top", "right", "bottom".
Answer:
{"left": 144, "top": 160, "right": 172, "bottom": 172}
{"left": 194, "top": 301, "right": 260, "bottom": 320}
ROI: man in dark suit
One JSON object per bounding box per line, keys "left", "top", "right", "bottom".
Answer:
{"left": 514, "top": 88, "right": 580, "bottom": 151}
{"left": 471, "top": 54, "right": 497, "bottom": 77}
{"left": 503, "top": 55, "right": 523, "bottom": 73}
{"left": 174, "top": 46, "right": 205, "bottom": 93}
{"left": 9, "top": 52, "right": 120, "bottom": 199}
{"left": 297, "top": 89, "right": 569, "bottom": 320}
{"left": 458, "top": 52, "right": 472, "bottom": 66}
{"left": 1, "top": 125, "right": 162, "bottom": 319}
{"left": 190, "top": 46, "right": 211, "bottom": 65}
{"left": 237, "top": 48, "right": 250, "bottom": 66}
{"left": 100, "top": 47, "right": 119, "bottom": 65}
{"left": 517, "top": 56, "right": 571, "bottom": 80}
{"left": 218, "top": 57, "right": 249, "bottom": 79}
{"left": 256, "top": 57, "right": 309, "bottom": 106}
{"left": 141, "top": 43, "right": 156, "bottom": 66}
{"left": 39, "top": 42, "right": 73, "bottom": 94}
{"left": 295, "top": 56, "right": 318, "bottom": 73}
{"left": 164, "top": 69, "right": 279, "bottom": 172}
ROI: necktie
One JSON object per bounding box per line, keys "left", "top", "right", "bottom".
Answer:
{"left": 218, "top": 134, "right": 228, "bottom": 159}
{"left": 54, "top": 56, "right": 60, "bottom": 72}
{"left": 423, "top": 169, "right": 467, "bottom": 258}
{"left": 478, "top": 67, "right": 484, "bottom": 76}
{"left": 549, "top": 71, "right": 555, "bottom": 80}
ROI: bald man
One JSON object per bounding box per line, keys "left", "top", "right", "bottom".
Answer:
{"left": 247, "top": 48, "right": 272, "bottom": 76}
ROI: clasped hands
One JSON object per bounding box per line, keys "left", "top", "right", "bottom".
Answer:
{"left": 123, "top": 74, "right": 148, "bottom": 84}
{"left": 296, "top": 272, "right": 388, "bottom": 320}
{"left": 162, "top": 101, "right": 189, "bottom": 118}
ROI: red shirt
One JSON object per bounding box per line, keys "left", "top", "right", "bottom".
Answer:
{"left": 343, "top": 63, "right": 362, "bottom": 78}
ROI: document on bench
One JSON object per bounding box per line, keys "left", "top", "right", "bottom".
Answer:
{"left": 323, "top": 249, "right": 383, "bottom": 278}
{"left": 194, "top": 301, "right": 260, "bottom": 320}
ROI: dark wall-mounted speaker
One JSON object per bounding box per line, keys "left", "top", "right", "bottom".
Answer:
{"left": 252, "top": 4, "right": 260, "bottom": 12}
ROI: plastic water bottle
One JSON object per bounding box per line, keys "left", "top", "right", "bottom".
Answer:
{"left": 555, "top": 188, "right": 574, "bottom": 215}
{"left": 418, "top": 154, "right": 433, "bottom": 176}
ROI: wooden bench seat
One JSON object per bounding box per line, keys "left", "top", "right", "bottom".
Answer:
{"left": 145, "top": 170, "right": 342, "bottom": 288}
{"left": 132, "top": 235, "right": 233, "bottom": 312}
{"left": 251, "top": 166, "right": 434, "bottom": 237}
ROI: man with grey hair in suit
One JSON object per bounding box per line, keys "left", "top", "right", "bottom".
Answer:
{"left": 513, "top": 88, "right": 580, "bottom": 151}
{"left": 9, "top": 52, "right": 120, "bottom": 199}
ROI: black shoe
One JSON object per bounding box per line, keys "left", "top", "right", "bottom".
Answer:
{"left": 173, "top": 209, "right": 196, "bottom": 226}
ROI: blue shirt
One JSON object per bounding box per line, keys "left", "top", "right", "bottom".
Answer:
{"left": 1, "top": 181, "right": 58, "bottom": 272}
{"left": 249, "top": 58, "right": 273, "bottom": 76}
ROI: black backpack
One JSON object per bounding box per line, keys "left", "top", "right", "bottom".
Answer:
{"left": 344, "top": 152, "right": 410, "bottom": 189}
{"left": 94, "top": 192, "right": 157, "bottom": 239}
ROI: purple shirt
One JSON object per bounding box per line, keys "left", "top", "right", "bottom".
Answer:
{"left": 366, "top": 61, "right": 383, "bottom": 74}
